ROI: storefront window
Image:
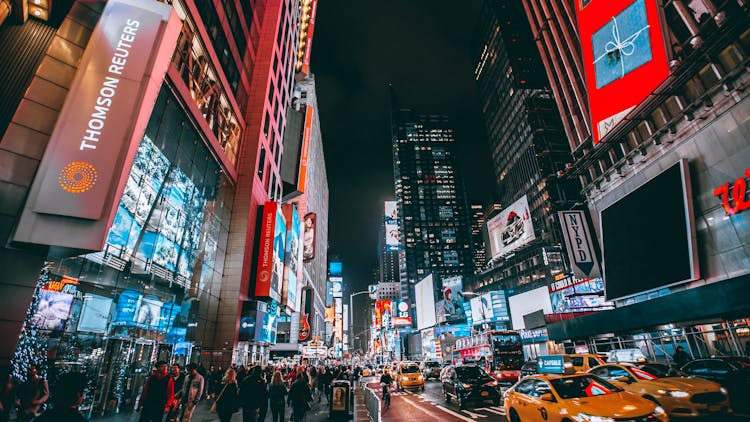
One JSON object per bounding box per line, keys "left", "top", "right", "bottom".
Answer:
{"left": 12, "top": 87, "right": 233, "bottom": 418}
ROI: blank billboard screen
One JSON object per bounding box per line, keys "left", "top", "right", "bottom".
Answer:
{"left": 601, "top": 161, "right": 696, "bottom": 300}
{"left": 415, "top": 275, "right": 436, "bottom": 330}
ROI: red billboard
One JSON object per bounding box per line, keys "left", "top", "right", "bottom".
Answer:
{"left": 577, "top": 0, "right": 670, "bottom": 143}
{"left": 374, "top": 300, "right": 392, "bottom": 329}
{"left": 255, "top": 202, "right": 285, "bottom": 301}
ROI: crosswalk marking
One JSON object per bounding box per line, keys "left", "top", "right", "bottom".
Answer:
{"left": 461, "top": 409, "right": 487, "bottom": 418}
{"left": 476, "top": 407, "right": 506, "bottom": 416}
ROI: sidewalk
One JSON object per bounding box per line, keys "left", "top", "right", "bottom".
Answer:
{"left": 93, "top": 385, "right": 370, "bottom": 422}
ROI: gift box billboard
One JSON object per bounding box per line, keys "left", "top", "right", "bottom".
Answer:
{"left": 577, "top": 0, "right": 670, "bottom": 143}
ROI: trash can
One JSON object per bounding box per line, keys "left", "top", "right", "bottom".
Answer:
{"left": 329, "top": 380, "right": 351, "bottom": 420}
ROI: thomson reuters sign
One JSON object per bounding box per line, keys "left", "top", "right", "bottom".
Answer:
{"left": 14, "top": 0, "right": 180, "bottom": 251}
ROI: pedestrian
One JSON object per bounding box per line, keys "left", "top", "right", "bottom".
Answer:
{"left": 180, "top": 363, "right": 204, "bottom": 421}
{"left": 268, "top": 371, "right": 287, "bottom": 422}
{"left": 672, "top": 346, "right": 691, "bottom": 367}
{"left": 15, "top": 364, "right": 49, "bottom": 422}
{"left": 34, "top": 372, "right": 87, "bottom": 422}
{"left": 237, "top": 365, "right": 247, "bottom": 385}
{"left": 0, "top": 366, "right": 14, "bottom": 422}
{"left": 239, "top": 366, "right": 266, "bottom": 422}
{"left": 316, "top": 367, "right": 327, "bottom": 404}
{"left": 167, "top": 364, "right": 185, "bottom": 422}
{"left": 287, "top": 373, "right": 312, "bottom": 422}
{"left": 307, "top": 366, "right": 318, "bottom": 401}
{"left": 137, "top": 361, "right": 175, "bottom": 422}
{"left": 214, "top": 369, "right": 240, "bottom": 422}
{"left": 257, "top": 369, "right": 269, "bottom": 422}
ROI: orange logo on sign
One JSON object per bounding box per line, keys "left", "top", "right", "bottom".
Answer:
{"left": 58, "top": 161, "right": 97, "bottom": 193}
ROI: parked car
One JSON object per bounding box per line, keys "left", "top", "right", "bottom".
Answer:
{"left": 421, "top": 361, "right": 442, "bottom": 380}
{"left": 589, "top": 362, "right": 730, "bottom": 418}
{"left": 519, "top": 360, "right": 538, "bottom": 379}
{"left": 441, "top": 365, "right": 501, "bottom": 409}
{"left": 681, "top": 357, "right": 750, "bottom": 414}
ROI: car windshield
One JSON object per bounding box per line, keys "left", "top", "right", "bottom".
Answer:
{"left": 724, "top": 357, "right": 750, "bottom": 369}
{"left": 426, "top": 362, "right": 440, "bottom": 368}
{"left": 455, "top": 366, "right": 492, "bottom": 382}
{"left": 635, "top": 363, "right": 686, "bottom": 378}
{"left": 401, "top": 365, "right": 420, "bottom": 373}
{"left": 550, "top": 375, "right": 623, "bottom": 399}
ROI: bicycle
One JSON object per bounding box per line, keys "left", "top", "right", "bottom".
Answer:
{"left": 380, "top": 382, "right": 391, "bottom": 409}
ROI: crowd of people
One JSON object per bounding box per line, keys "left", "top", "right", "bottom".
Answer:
{"left": 0, "top": 360, "right": 364, "bottom": 422}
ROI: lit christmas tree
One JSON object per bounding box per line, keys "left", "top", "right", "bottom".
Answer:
{"left": 11, "top": 262, "right": 51, "bottom": 381}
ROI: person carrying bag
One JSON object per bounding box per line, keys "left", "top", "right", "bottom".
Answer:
{"left": 212, "top": 369, "right": 239, "bottom": 422}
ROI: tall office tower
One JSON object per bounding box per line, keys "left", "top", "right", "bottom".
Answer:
{"left": 520, "top": 0, "right": 750, "bottom": 351}
{"left": 0, "top": 0, "right": 296, "bottom": 406}
{"left": 470, "top": 204, "right": 487, "bottom": 273}
{"left": 471, "top": 0, "right": 581, "bottom": 293}
{"left": 390, "top": 89, "right": 474, "bottom": 310}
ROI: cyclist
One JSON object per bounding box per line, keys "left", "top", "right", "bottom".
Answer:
{"left": 379, "top": 369, "right": 393, "bottom": 409}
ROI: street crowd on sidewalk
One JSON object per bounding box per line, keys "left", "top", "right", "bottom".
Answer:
{"left": 0, "top": 360, "right": 365, "bottom": 422}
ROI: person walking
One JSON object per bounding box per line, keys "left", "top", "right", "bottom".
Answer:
{"left": 214, "top": 369, "right": 240, "bottom": 422}
{"left": 0, "top": 366, "right": 14, "bottom": 422}
{"left": 268, "top": 371, "right": 287, "bottom": 422}
{"left": 257, "top": 369, "right": 269, "bottom": 422}
{"left": 239, "top": 366, "right": 266, "bottom": 422}
{"left": 15, "top": 364, "right": 48, "bottom": 422}
{"left": 167, "top": 364, "right": 185, "bottom": 422}
{"left": 672, "top": 346, "right": 691, "bottom": 367}
{"left": 287, "top": 373, "right": 312, "bottom": 422}
{"left": 34, "top": 372, "right": 88, "bottom": 422}
{"left": 180, "top": 363, "right": 204, "bottom": 421}
{"left": 137, "top": 361, "right": 175, "bottom": 422}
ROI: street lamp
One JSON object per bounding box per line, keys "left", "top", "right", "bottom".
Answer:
{"left": 349, "top": 290, "right": 371, "bottom": 349}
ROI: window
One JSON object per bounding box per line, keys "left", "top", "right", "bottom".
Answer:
{"left": 257, "top": 145, "right": 266, "bottom": 182}
{"left": 588, "top": 358, "right": 602, "bottom": 369}
{"left": 514, "top": 379, "right": 536, "bottom": 396}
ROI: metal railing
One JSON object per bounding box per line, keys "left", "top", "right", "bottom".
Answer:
{"left": 363, "top": 385, "right": 381, "bottom": 422}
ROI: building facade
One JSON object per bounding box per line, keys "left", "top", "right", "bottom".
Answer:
{"left": 390, "top": 93, "right": 474, "bottom": 319}
{"left": 469, "top": 203, "right": 487, "bottom": 273}
{"left": 469, "top": 0, "right": 582, "bottom": 299}
{"left": 523, "top": 0, "right": 750, "bottom": 358}
{"left": 0, "top": 0, "right": 319, "bottom": 414}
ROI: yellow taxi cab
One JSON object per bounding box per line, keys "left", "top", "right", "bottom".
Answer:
{"left": 397, "top": 362, "right": 425, "bottom": 391}
{"left": 503, "top": 372, "right": 669, "bottom": 422}
{"left": 362, "top": 366, "right": 372, "bottom": 377}
{"left": 564, "top": 353, "right": 606, "bottom": 373}
{"left": 588, "top": 362, "right": 731, "bottom": 418}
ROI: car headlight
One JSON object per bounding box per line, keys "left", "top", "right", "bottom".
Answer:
{"left": 656, "top": 389, "right": 690, "bottom": 398}
{"left": 402, "top": 376, "right": 408, "bottom": 381}
{"left": 720, "top": 387, "right": 728, "bottom": 395}
{"left": 572, "top": 414, "right": 615, "bottom": 422}
{"left": 653, "top": 406, "right": 666, "bottom": 416}
{"left": 462, "top": 383, "right": 472, "bottom": 389}
{"left": 418, "top": 375, "right": 424, "bottom": 380}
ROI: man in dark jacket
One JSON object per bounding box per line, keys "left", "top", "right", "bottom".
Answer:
{"left": 287, "top": 375, "right": 311, "bottom": 422}
{"left": 239, "top": 367, "right": 266, "bottom": 422}
{"left": 138, "top": 361, "right": 174, "bottom": 422}
{"left": 35, "top": 373, "right": 87, "bottom": 422}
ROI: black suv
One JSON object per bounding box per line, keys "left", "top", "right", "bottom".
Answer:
{"left": 441, "top": 365, "right": 501, "bottom": 409}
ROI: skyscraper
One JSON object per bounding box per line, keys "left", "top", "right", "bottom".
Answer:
{"left": 469, "top": 204, "right": 487, "bottom": 273}
{"left": 390, "top": 89, "right": 474, "bottom": 314}
{"left": 471, "top": 0, "right": 581, "bottom": 293}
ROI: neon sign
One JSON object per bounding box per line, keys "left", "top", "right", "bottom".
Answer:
{"left": 714, "top": 169, "right": 750, "bottom": 215}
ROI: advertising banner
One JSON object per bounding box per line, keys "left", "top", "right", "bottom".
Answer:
{"left": 469, "top": 291, "right": 509, "bottom": 325}
{"left": 282, "top": 204, "right": 302, "bottom": 312}
{"left": 300, "top": 0, "right": 318, "bottom": 75}
{"left": 415, "top": 275, "right": 436, "bottom": 330}
{"left": 303, "top": 213, "right": 316, "bottom": 261}
{"left": 77, "top": 294, "right": 113, "bottom": 333}
{"left": 374, "top": 300, "right": 392, "bottom": 329}
{"left": 299, "top": 288, "right": 312, "bottom": 342}
{"left": 384, "top": 201, "right": 400, "bottom": 251}
{"left": 392, "top": 299, "right": 412, "bottom": 327}
{"left": 368, "top": 284, "right": 379, "bottom": 300}
{"left": 508, "top": 286, "right": 554, "bottom": 330}
{"left": 331, "top": 278, "right": 343, "bottom": 298}
{"left": 238, "top": 301, "right": 258, "bottom": 342}
{"left": 559, "top": 210, "right": 601, "bottom": 279}
{"left": 435, "top": 276, "right": 466, "bottom": 324}
{"left": 297, "top": 105, "right": 313, "bottom": 192}
{"left": 32, "top": 289, "right": 74, "bottom": 331}
{"left": 255, "top": 202, "right": 286, "bottom": 301}
{"left": 577, "top": 0, "right": 670, "bottom": 143}
{"left": 325, "top": 306, "right": 335, "bottom": 323}
{"left": 549, "top": 277, "right": 614, "bottom": 313}
{"left": 14, "top": 0, "right": 181, "bottom": 251}
{"left": 329, "top": 262, "right": 342, "bottom": 275}
{"left": 487, "top": 195, "right": 535, "bottom": 259}
{"left": 326, "top": 281, "right": 333, "bottom": 307}
{"left": 255, "top": 304, "right": 278, "bottom": 344}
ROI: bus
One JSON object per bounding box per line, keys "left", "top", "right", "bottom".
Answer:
{"left": 454, "top": 330, "right": 524, "bottom": 384}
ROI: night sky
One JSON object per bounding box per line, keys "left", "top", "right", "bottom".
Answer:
{"left": 311, "top": 1, "right": 496, "bottom": 295}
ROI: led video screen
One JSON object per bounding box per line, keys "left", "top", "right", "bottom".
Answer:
{"left": 601, "top": 161, "right": 697, "bottom": 300}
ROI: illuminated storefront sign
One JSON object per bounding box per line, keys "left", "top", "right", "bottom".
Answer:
{"left": 577, "top": 0, "right": 670, "bottom": 143}
{"left": 558, "top": 210, "right": 601, "bottom": 279}
{"left": 714, "top": 169, "right": 750, "bottom": 215}
{"left": 15, "top": 0, "right": 181, "bottom": 251}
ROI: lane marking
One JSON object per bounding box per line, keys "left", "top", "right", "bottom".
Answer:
{"left": 400, "top": 395, "right": 448, "bottom": 419}
{"left": 433, "top": 404, "right": 479, "bottom": 422}
{"left": 462, "top": 409, "right": 487, "bottom": 418}
{"left": 476, "top": 407, "right": 506, "bottom": 415}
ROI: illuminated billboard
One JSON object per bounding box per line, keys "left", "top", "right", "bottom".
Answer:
{"left": 255, "top": 202, "right": 286, "bottom": 301}
{"left": 14, "top": 0, "right": 181, "bottom": 251}
{"left": 577, "top": 0, "right": 670, "bottom": 143}
{"left": 331, "top": 278, "right": 343, "bottom": 298}
{"left": 282, "top": 204, "right": 302, "bottom": 312}
{"left": 549, "top": 277, "right": 614, "bottom": 313}
{"left": 469, "top": 291, "right": 509, "bottom": 325}
{"left": 435, "top": 276, "right": 466, "bottom": 324}
{"left": 415, "top": 275, "right": 436, "bottom": 330}
{"left": 297, "top": 105, "right": 313, "bottom": 192}
{"left": 391, "top": 299, "right": 412, "bottom": 327}
{"left": 384, "top": 201, "right": 400, "bottom": 251}
{"left": 487, "top": 195, "right": 535, "bottom": 259}
{"left": 374, "top": 300, "right": 392, "bottom": 329}
{"left": 303, "top": 213, "right": 316, "bottom": 261}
